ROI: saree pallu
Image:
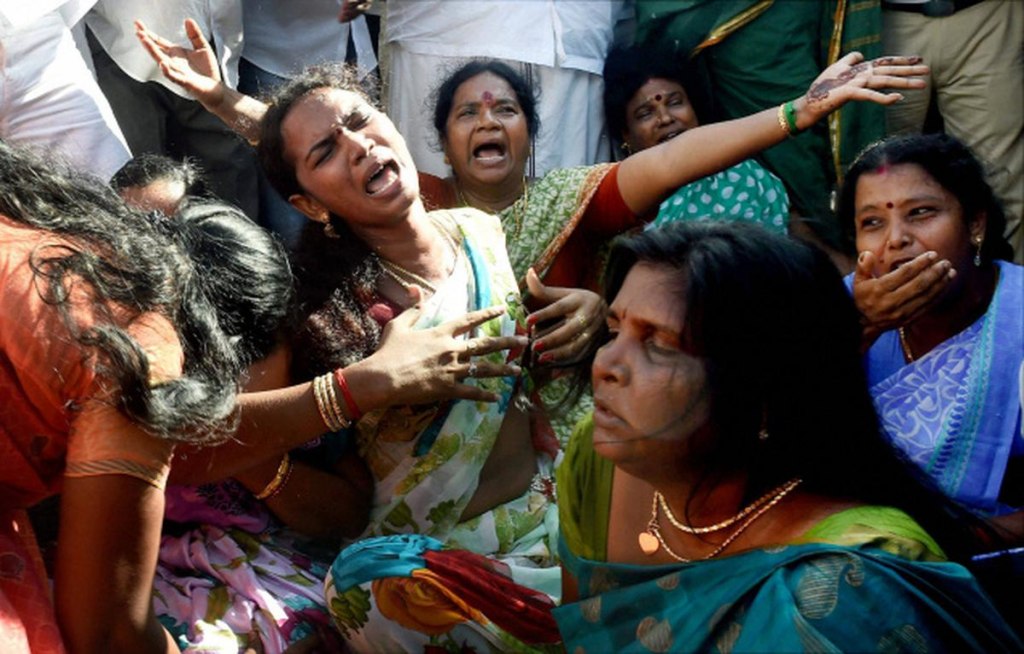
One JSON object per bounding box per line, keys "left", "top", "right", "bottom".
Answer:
{"left": 501, "top": 164, "right": 615, "bottom": 284}
{"left": 636, "top": 0, "right": 883, "bottom": 233}
{"left": 865, "top": 261, "right": 1024, "bottom": 515}
{"left": 325, "top": 209, "right": 562, "bottom": 652}
{"left": 554, "top": 539, "right": 1021, "bottom": 652}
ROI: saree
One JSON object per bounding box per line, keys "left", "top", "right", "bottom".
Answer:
{"left": 636, "top": 0, "right": 883, "bottom": 230}
{"left": 647, "top": 159, "right": 789, "bottom": 235}
{"left": 325, "top": 208, "right": 562, "bottom": 652}
{"left": 153, "top": 479, "right": 343, "bottom": 654}
{"left": 862, "top": 261, "right": 1024, "bottom": 516}
{"left": 555, "top": 415, "right": 1022, "bottom": 652}
{"left": 501, "top": 164, "right": 615, "bottom": 284}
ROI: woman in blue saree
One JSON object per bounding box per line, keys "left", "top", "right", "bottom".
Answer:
{"left": 840, "top": 134, "right": 1023, "bottom": 526}
{"left": 555, "top": 222, "right": 1019, "bottom": 651}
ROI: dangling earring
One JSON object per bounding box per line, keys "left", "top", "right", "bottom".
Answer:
{"left": 321, "top": 212, "right": 340, "bottom": 239}
{"left": 758, "top": 428, "right": 770, "bottom": 442}
{"left": 973, "top": 236, "right": 983, "bottom": 267}
{"left": 620, "top": 142, "right": 633, "bottom": 156}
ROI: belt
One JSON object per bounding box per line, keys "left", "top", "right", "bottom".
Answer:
{"left": 882, "top": 0, "right": 984, "bottom": 17}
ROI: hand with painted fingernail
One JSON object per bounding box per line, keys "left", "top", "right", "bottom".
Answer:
{"left": 524, "top": 268, "right": 607, "bottom": 365}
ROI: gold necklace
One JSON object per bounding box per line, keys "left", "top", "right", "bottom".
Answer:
{"left": 656, "top": 478, "right": 802, "bottom": 535}
{"left": 897, "top": 327, "right": 915, "bottom": 363}
{"left": 456, "top": 176, "right": 529, "bottom": 240}
{"left": 378, "top": 217, "right": 459, "bottom": 296}
{"left": 638, "top": 478, "right": 802, "bottom": 562}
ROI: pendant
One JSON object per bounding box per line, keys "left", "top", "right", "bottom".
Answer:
{"left": 638, "top": 531, "right": 660, "bottom": 555}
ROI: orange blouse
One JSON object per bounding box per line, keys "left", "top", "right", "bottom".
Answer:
{"left": 0, "top": 217, "right": 182, "bottom": 510}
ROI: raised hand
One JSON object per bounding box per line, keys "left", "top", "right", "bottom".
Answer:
{"left": 801, "top": 52, "right": 929, "bottom": 122}
{"left": 525, "top": 268, "right": 607, "bottom": 365}
{"left": 136, "top": 18, "right": 224, "bottom": 108}
{"left": 353, "top": 287, "right": 527, "bottom": 406}
{"left": 852, "top": 250, "right": 954, "bottom": 347}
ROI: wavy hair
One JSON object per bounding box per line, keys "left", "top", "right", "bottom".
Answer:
{"left": 257, "top": 63, "right": 386, "bottom": 379}
{"left": 0, "top": 141, "right": 239, "bottom": 443}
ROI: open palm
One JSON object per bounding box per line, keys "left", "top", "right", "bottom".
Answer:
{"left": 136, "top": 18, "right": 224, "bottom": 107}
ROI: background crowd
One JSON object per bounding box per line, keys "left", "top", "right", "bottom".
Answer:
{"left": 1, "top": 1, "right": 1021, "bottom": 653}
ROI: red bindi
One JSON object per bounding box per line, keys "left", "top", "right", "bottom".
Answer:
{"left": 654, "top": 93, "right": 663, "bottom": 102}
{"left": 886, "top": 202, "right": 894, "bottom": 209}
{"left": 875, "top": 164, "right": 889, "bottom": 175}
{"left": 481, "top": 91, "right": 494, "bottom": 107}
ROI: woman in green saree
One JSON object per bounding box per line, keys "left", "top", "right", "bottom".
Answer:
{"left": 555, "top": 221, "right": 1020, "bottom": 651}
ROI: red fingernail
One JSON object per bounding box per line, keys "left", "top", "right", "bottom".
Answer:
{"left": 526, "top": 315, "right": 536, "bottom": 326}
{"left": 533, "top": 340, "right": 545, "bottom": 352}
{"left": 539, "top": 353, "right": 554, "bottom": 364}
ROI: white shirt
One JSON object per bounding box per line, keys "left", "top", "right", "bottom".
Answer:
{"left": 385, "top": 0, "right": 622, "bottom": 75}
{"left": 86, "top": 1, "right": 242, "bottom": 96}
{"left": 242, "top": 0, "right": 376, "bottom": 79}
{"left": 0, "top": 0, "right": 95, "bottom": 35}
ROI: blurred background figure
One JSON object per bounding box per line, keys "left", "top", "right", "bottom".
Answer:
{"left": 85, "top": 3, "right": 259, "bottom": 218}
{"left": 0, "top": 0, "right": 130, "bottom": 179}
{"left": 882, "top": 0, "right": 1023, "bottom": 263}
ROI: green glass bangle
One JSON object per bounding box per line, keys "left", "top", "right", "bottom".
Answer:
{"left": 783, "top": 100, "right": 801, "bottom": 136}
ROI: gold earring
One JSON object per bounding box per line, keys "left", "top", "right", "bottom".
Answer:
{"left": 444, "top": 154, "right": 451, "bottom": 165}
{"left": 620, "top": 142, "right": 633, "bottom": 156}
{"left": 973, "top": 236, "right": 983, "bottom": 267}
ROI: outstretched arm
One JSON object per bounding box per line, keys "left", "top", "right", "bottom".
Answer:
{"left": 136, "top": 19, "right": 268, "bottom": 142}
{"left": 616, "top": 53, "right": 928, "bottom": 216}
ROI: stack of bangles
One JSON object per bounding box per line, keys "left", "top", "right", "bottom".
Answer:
{"left": 312, "top": 369, "right": 364, "bottom": 433}
{"left": 776, "top": 100, "right": 802, "bottom": 137}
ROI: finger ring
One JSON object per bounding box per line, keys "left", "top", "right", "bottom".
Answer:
{"left": 465, "top": 339, "right": 478, "bottom": 355}
{"left": 467, "top": 362, "right": 478, "bottom": 378}
{"left": 576, "top": 313, "right": 587, "bottom": 328}
{"left": 579, "top": 330, "right": 590, "bottom": 342}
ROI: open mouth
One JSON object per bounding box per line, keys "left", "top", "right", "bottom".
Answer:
{"left": 657, "top": 129, "right": 684, "bottom": 145}
{"left": 889, "top": 257, "right": 915, "bottom": 273}
{"left": 472, "top": 141, "right": 507, "bottom": 162}
{"left": 365, "top": 160, "right": 399, "bottom": 195}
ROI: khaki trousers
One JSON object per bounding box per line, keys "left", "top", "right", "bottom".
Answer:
{"left": 884, "top": 0, "right": 1024, "bottom": 263}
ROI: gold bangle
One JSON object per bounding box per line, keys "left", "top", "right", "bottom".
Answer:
{"left": 777, "top": 103, "right": 790, "bottom": 136}
{"left": 254, "top": 453, "right": 293, "bottom": 501}
{"left": 312, "top": 374, "right": 337, "bottom": 431}
{"left": 321, "top": 372, "right": 351, "bottom": 430}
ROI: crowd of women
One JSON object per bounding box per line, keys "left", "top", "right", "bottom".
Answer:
{"left": 1, "top": 12, "right": 1022, "bottom": 654}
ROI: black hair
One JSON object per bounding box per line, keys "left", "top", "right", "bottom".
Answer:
{"left": 432, "top": 59, "right": 540, "bottom": 148}
{"left": 169, "top": 199, "right": 294, "bottom": 367}
{"left": 256, "top": 62, "right": 386, "bottom": 380}
{"left": 0, "top": 141, "right": 239, "bottom": 443}
{"left": 110, "top": 153, "right": 210, "bottom": 201}
{"left": 602, "top": 45, "right": 713, "bottom": 144}
{"left": 838, "top": 133, "right": 1013, "bottom": 262}
{"left": 593, "top": 221, "right": 986, "bottom": 560}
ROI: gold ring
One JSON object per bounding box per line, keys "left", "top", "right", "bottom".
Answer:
{"left": 465, "top": 339, "right": 478, "bottom": 355}
{"left": 576, "top": 313, "right": 587, "bottom": 328}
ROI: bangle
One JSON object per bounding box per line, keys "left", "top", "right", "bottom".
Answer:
{"left": 321, "top": 371, "right": 350, "bottom": 430}
{"left": 334, "top": 368, "right": 363, "bottom": 421}
{"left": 254, "top": 453, "right": 293, "bottom": 501}
{"left": 783, "top": 100, "right": 801, "bottom": 136}
{"left": 777, "top": 103, "right": 790, "bottom": 136}
{"left": 313, "top": 373, "right": 349, "bottom": 432}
